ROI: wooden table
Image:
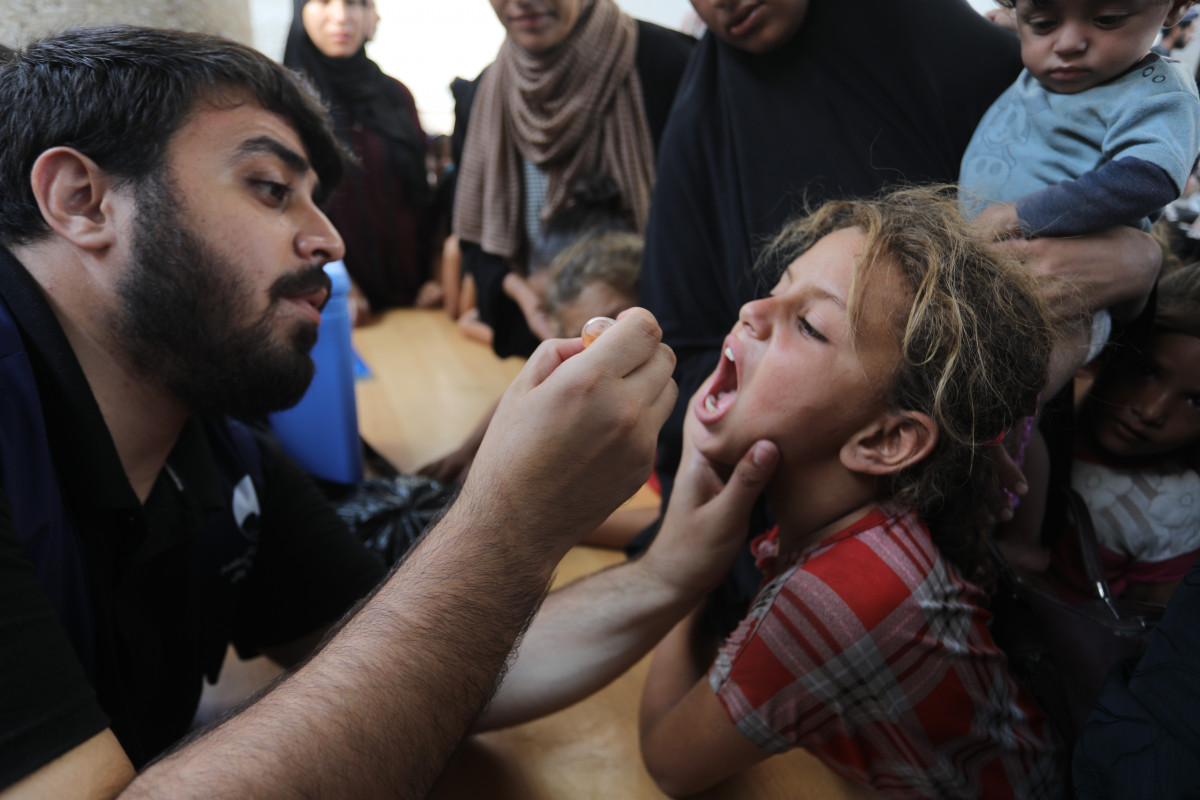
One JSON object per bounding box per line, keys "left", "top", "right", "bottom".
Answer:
{"left": 352, "top": 309, "right": 876, "bottom": 800}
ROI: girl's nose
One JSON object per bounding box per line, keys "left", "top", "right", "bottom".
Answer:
{"left": 1131, "top": 387, "right": 1170, "bottom": 426}
{"left": 738, "top": 296, "right": 775, "bottom": 339}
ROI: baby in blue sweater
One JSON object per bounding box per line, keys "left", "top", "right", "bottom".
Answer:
{"left": 962, "top": 0, "right": 1200, "bottom": 241}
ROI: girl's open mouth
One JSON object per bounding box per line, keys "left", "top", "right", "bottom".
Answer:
{"left": 695, "top": 337, "right": 740, "bottom": 424}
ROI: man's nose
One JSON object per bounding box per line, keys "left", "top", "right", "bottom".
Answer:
{"left": 296, "top": 210, "right": 346, "bottom": 266}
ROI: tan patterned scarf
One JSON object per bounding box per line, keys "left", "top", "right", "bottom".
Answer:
{"left": 453, "top": 0, "right": 655, "bottom": 261}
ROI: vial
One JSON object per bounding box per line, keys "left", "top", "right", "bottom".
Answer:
{"left": 581, "top": 316, "right": 615, "bottom": 348}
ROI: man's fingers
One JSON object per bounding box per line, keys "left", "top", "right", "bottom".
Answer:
{"left": 721, "top": 440, "right": 779, "bottom": 513}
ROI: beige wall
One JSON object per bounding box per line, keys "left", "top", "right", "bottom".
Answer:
{"left": 0, "top": 0, "right": 253, "bottom": 48}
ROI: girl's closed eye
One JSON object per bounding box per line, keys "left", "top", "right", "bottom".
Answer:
{"left": 798, "top": 316, "right": 827, "bottom": 342}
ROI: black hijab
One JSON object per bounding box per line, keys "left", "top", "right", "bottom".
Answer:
{"left": 283, "top": 0, "right": 427, "bottom": 201}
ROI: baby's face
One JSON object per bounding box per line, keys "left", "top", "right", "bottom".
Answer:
{"left": 689, "top": 227, "right": 902, "bottom": 471}
{"left": 1086, "top": 331, "right": 1200, "bottom": 459}
{"left": 1014, "top": 0, "right": 1189, "bottom": 94}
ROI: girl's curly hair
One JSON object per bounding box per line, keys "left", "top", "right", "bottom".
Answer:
{"left": 757, "top": 185, "right": 1053, "bottom": 578}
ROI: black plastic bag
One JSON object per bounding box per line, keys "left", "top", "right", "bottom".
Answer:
{"left": 328, "top": 473, "right": 458, "bottom": 568}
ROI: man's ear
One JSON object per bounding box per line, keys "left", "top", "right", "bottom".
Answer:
{"left": 29, "top": 147, "right": 124, "bottom": 252}
{"left": 841, "top": 410, "right": 938, "bottom": 476}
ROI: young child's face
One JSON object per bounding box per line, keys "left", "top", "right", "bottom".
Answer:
{"left": 553, "top": 282, "right": 637, "bottom": 338}
{"left": 688, "top": 0, "right": 810, "bottom": 54}
{"left": 690, "top": 227, "right": 903, "bottom": 470}
{"left": 1014, "top": 0, "right": 1191, "bottom": 94}
{"left": 1085, "top": 331, "right": 1200, "bottom": 458}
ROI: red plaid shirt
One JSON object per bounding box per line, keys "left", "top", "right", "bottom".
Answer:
{"left": 709, "top": 503, "right": 1062, "bottom": 799}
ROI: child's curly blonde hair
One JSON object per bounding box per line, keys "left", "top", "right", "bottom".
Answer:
{"left": 759, "top": 185, "right": 1052, "bottom": 576}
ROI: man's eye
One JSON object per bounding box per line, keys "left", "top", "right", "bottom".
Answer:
{"left": 255, "top": 180, "right": 292, "bottom": 205}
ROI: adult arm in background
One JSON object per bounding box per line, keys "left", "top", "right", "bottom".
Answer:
{"left": 8, "top": 310, "right": 676, "bottom": 800}
{"left": 1004, "top": 225, "right": 1162, "bottom": 396}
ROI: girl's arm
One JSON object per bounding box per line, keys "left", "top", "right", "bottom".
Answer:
{"left": 639, "top": 609, "right": 770, "bottom": 797}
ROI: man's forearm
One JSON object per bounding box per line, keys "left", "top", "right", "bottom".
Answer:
{"left": 124, "top": 501, "right": 558, "bottom": 800}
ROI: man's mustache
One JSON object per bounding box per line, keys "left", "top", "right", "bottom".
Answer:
{"left": 270, "top": 263, "right": 333, "bottom": 311}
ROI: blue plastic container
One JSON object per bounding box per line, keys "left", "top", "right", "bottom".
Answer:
{"left": 269, "top": 260, "right": 364, "bottom": 484}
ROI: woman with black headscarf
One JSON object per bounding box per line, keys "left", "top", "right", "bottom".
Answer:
{"left": 284, "top": 0, "right": 432, "bottom": 318}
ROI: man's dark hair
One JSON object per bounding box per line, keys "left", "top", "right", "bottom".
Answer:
{"left": 0, "top": 25, "right": 346, "bottom": 246}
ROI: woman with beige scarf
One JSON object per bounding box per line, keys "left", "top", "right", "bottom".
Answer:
{"left": 452, "top": 0, "right": 694, "bottom": 358}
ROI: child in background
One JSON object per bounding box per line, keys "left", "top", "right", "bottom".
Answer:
{"left": 545, "top": 230, "right": 654, "bottom": 547}
{"left": 501, "top": 174, "right": 634, "bottom": 344}
{"left": 1048, "top": 264, "right": 1200, "bottom": 605}
{"left": 420, "top": 209, "right": 645, "bottom": 510}
{"left": 638, "top": 187, "right": 1061, "bottom": 798}
{"left": 544, "top": 230, "right": 642, "bottom": 338}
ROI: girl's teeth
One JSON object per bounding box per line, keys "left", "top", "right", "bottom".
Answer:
{"left": 705, "top": 395, "right": 718, "bottom": 413}
{"left": 724, "top": 347, "right": 734, "bottom": 361}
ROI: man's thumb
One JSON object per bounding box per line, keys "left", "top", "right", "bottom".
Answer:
{"left": 722, "top": 440, "right": 778, "bottom": 512}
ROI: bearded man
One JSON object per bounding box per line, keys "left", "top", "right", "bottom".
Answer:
{"left": 0, "top": 25, "right": 780, "bottom": 799}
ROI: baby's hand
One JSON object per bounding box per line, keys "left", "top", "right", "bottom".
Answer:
{"left": 971, "top": 203, "right": 1022, "bottom": 242}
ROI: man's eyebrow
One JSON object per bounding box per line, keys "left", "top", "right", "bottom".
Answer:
{"left": 235, "top": 135, "right": 312, "bottom": 177}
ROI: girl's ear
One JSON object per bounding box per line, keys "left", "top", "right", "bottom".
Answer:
{"left": 841, "top": 410, "right": 938, "bottom": 476}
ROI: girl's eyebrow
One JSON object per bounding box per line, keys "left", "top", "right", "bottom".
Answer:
{"left": 809, "top": 286, "right": 847, "bottom": 312}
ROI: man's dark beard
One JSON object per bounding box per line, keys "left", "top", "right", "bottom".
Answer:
{"left": 115, "top": 172, "right": 332, "bottom": 419}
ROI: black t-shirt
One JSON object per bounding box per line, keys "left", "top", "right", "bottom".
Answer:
{"left": 0, "top": 250, "right": 386, "bottom": 787}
